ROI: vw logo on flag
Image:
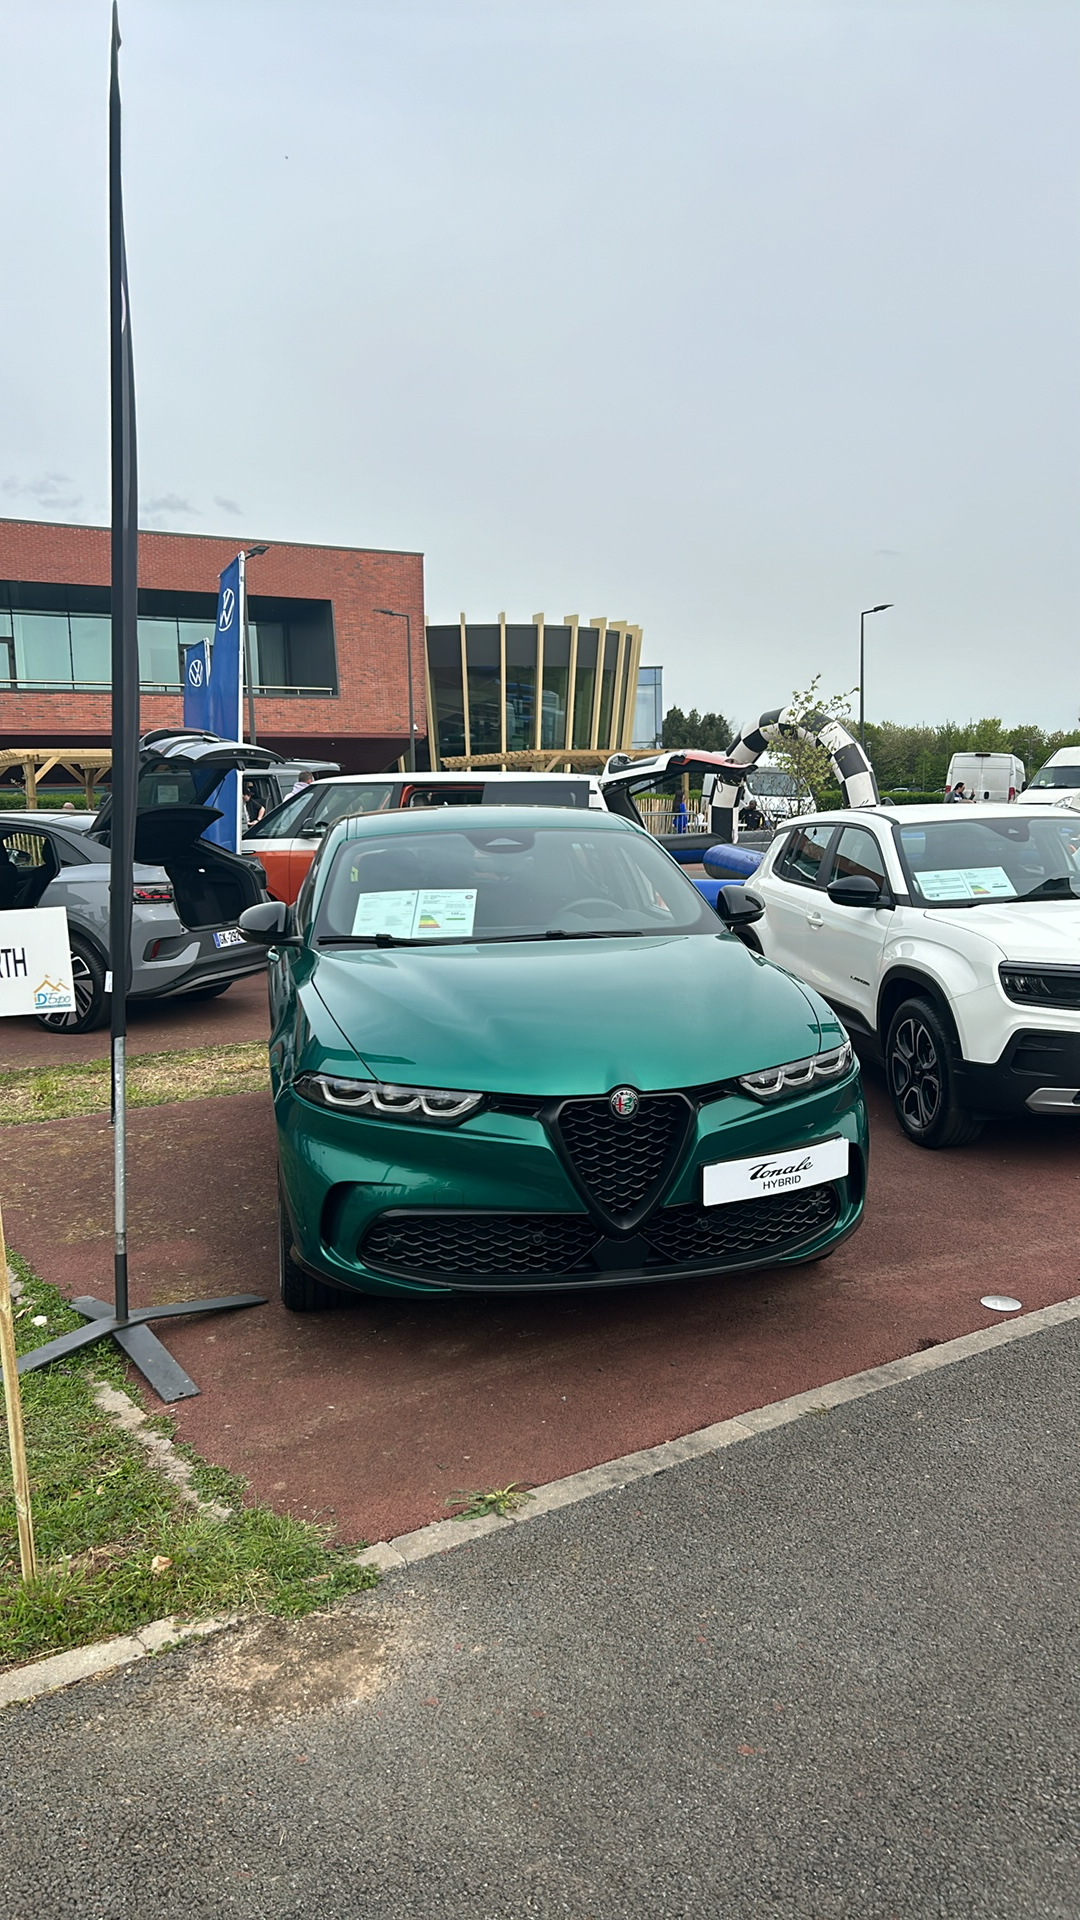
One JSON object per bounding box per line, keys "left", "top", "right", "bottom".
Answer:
{"left": 188, "top": 656, "right": 204, "bottom": 688}
{"left": 219, "top": 587, "right": 236, "bottom": 631}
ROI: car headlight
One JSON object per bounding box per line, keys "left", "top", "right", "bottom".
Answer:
{"left": 737, "top": 1041, "right": 853, "bottom": 1101}
{"left": 293, "top": 1072, "right": 483, "bottom": 1122}
{"left": 999, "top": 964, "right": 1080, "bottom": 1010}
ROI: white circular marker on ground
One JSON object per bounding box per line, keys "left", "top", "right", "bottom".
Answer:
{"left": 981, "top": 1295, "right": 1022, "bottom": 1314}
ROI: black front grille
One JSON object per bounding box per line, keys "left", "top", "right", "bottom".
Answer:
{"left": 643, "top": 1183, "right": 840, "bottom": 1266}
{"left": 362, "top": 1211, "right": 599, "bottom": 1279}
{"left": 554, "top": 1094, "right": 691, "bottom": 1228}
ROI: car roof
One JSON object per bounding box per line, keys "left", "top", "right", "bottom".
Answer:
{"left": 338, "top": 804, "right": 635, "bottom": 838}
{"left": 312, "top": 770, "right": 595, "bottom": 786}
{"left": 786, "top": 802, "right": 1080, "bottom": 832}
{"left": 8, "top": 810, "right": 98, "bottom": 830}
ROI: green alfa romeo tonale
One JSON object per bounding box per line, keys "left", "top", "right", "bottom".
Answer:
{"left": 238, "top": 807, "right": 867, "bottom": 1308}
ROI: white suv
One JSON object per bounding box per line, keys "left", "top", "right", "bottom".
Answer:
{"left": 747, "top": 804, "right": 1080, "bottom": 1147}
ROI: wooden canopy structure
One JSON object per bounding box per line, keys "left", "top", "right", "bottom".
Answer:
{"left": 0, "top": 748, "right": 112, "bottom": 808}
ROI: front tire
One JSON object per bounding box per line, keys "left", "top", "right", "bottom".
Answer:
{"left": 885, "top": 996, "right": 983, "bottom": 1149}
{"left": 277, "top": 1181, "right": 347, "bottom": 1311}
{"left": 36, "top": 936, "right": 108, "bottom": 1034}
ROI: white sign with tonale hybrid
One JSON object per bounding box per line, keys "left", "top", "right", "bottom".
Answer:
{"left": 703, "top": 1135, "right": 849, "bottom": 1207}
{"left": 0, "top": 907, "right": 75, "bottom": 1018}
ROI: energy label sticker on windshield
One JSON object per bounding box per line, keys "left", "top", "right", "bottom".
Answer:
{"left": 411, "top": 889, "right": 477, "bottom": 938}
{"left": 915, "top": 867, "right": 1015, "bottom": 901}
{"left": 351, "top": 888, "right": 477, "bottom": 939}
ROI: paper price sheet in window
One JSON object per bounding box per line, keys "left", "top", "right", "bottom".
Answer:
{"left": 351, "top": 888, "right": 478, "bottom": 940}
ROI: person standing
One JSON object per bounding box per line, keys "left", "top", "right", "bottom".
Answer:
{"left": 287, "top": 769, "right": 315, "bottom": 799}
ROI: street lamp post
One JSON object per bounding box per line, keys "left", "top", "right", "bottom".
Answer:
{"left": 375, "top": 607, "right": 416, "bottom": 771}
{"left": 858, "top": 603, "right": 893, "bottom": 750}
{"left": 241, "top": 545, "right": 270, "bottom": 743}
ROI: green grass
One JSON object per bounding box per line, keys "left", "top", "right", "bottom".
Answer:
{"left": 1, "top": 1257, "right": 375, "bottom": 1671}
{"left": 0, "top": 1044, "right": 269, "bottom": 1126}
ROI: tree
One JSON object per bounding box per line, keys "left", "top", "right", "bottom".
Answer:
{"left": 767, "top": 677, "right": 857, "bottom": 805}
{"left": 661, "top": 706, "right": 733, "bottom": 752}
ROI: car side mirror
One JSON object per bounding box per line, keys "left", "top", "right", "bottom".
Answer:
{"left": 715, "top": 885, "right": 765, "bottom": 927}
{"left": 238, "top": 900, "right": 302, "bottom": 946}
{"left": 299, "top": 820, "right": 327, "bottom": 839}
{"left": 827, "top": 874, "right": 888, "bottom": 908}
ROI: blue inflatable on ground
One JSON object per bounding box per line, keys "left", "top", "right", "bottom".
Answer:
{"left": 701, "top": 843, "right": 763, "bottom": 881}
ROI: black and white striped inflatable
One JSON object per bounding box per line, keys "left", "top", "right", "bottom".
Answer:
{"left": 703, "top": 708, "right": 879, "bottom": 842}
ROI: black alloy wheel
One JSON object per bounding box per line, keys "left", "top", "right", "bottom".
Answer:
{"left": 885, "top": 996, "right": 983, "bottom": 1149}
{"left": 35, "top": 936, "right": 108, "bottom": 1034}
{"left": 277, "top": 1178, "right": 347, "bottom": 1311}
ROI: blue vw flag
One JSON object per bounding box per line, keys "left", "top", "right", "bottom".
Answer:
{"left": 181, "top": 558, "right": 245, "bottom": 850}
{"left": 183, "top": 640, "right": 212, "bottom": 729}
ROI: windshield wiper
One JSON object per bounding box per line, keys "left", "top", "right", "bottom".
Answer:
{"left": 317, "top": 928, "right": 654, "bottom": 947}
{"left": 318, "top": 932, "right": 430, "bottom": 946}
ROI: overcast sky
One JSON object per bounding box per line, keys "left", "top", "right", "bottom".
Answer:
{"left": 2, "top": 1, "right": 1077, "bottom": 731}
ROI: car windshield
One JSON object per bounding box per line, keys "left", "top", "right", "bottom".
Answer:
{"left": 745, "top": 769, "right": 803, "bottom": 799}
{"left": 1028, "top": 764, "right": 1080, "bottom": 790}
{"left": 314, "top": 823, "right": 720, "bottom": 943}
{"left": 895, "top": 817, "right": 1080, "bottom": 906}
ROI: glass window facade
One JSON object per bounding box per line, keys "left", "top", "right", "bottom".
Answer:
{"left": 504, "top": 625, "right": 537, "bottom": 751}
{"left": 632, "top": 665, "right": 663, "bottom": 749}
{"left": 540, "top": 625, "right": 571, "bottom": 750}
{"left": 0, "top": 582, "right": 337, "bottom": 696}
{"left": 466, "top": 625, "right": 502, "bottom": 752}
{"left": 425, "top": 617, "right": 641, "bottom": 765}
{"left": 571, "top": 629, "right": 599, "bottom": 748}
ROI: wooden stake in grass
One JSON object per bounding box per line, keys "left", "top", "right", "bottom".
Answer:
{"left": 0, "top": 1205, "right": 37, "bottom": 1582}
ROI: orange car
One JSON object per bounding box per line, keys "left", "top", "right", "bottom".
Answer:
{"left": 242, "top": 772, "right": 601, "bottom": 903}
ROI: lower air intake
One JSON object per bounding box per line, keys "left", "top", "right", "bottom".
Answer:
{"left": 362, "top": 1211, "right": 599, "bottom": 1279}
{"left": 644, "top": 1183, "right": 841, "bottom": 1265}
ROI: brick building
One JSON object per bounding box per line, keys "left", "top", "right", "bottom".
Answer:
{"left": 0, "top": 518, "right": 425, "bottom": 773}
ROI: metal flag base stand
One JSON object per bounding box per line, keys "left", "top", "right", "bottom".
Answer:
{"left": 16, "top": 1290, "right": 266, "bottom": 1403}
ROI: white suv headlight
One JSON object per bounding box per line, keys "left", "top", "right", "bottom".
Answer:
{"left": 295, "top": 1072, "right": 483, "bottom": 1121}
{"left": 738, "top": 1041, "right": 853, "bottom": 1101}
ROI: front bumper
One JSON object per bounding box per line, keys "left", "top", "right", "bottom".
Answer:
{"left": 277, "top": 1072, "right": 868, "bottom": 1297}
{"left": 957, "top": 1028, "right": 1080, "bottom": 1116}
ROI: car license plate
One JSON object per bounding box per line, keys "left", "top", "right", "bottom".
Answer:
{"left": 213, "top": 928, "right": 244, "bottom": 949}
{"left": 703, "top": 1136, "right": 849, "bottom": 1206}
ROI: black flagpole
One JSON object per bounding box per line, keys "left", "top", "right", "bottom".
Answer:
{"left": 16, "top": 7, "right": 265, "bottom": 1402}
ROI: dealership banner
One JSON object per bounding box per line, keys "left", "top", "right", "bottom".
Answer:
{"left": 183, "top": 556, "right": 245, "bottom": 851}
{"left": 0, "top": 908, "right": 75, "bottom": 1019}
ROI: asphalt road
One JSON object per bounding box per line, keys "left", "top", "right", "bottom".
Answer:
{"left": 3, "top": 1318, "right": 1077, "bottom": 1919}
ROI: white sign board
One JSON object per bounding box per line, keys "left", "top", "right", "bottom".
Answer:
{"left": 703, "top": 1135, "right": 849, "bottom": 1206}
{"left": 0, "top": 908, "right": 75, "bottom": 1017}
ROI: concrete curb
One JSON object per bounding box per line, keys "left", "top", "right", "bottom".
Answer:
{"left": 4, "top": 1294, "right": 1077, "bottom": 1708}
{"left": 356, "top": 1294, "right": 1080, "bottom": 1573}
{"left": 0, "top": 1612, "right": 236, "bottom": 1711}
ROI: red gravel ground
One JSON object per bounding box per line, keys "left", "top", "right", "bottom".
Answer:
{"left": 3, "top": 1070, "right": 1077, "bottom": 1547}
{"left": 0, "top": 971, "right": 271, "bottom": 1068}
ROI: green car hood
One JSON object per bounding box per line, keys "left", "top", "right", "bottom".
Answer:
{"left": 310, "top": 934, "right": 835, "bottom": 1097}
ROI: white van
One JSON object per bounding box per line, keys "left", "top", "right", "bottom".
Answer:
{"left": 945, "top": 751, "right": 1025, "bottom": 803}
{"left": 741, "top": 757, "right": 815, "bottom": 825}
{"left": 1013, "top": 746, "right": 1080, "bottom": 811}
